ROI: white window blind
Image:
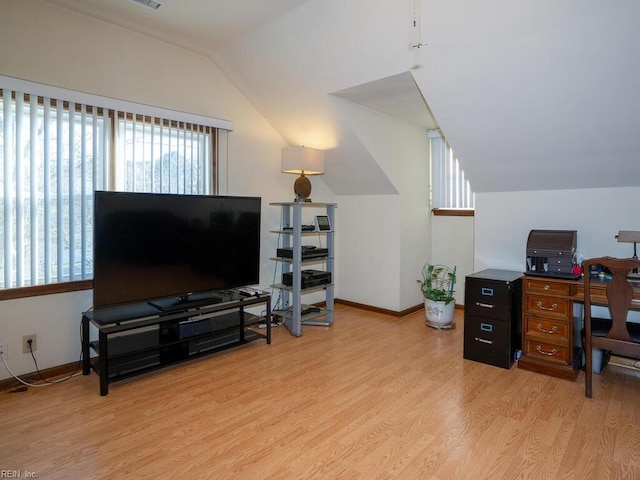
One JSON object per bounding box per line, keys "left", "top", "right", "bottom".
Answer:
{"left": 115, "top": 113, "right": 213, "bottom": 194}
{"left": 0, "top": 91, "right": 108, "bottom": 287}
{"left": 0, "top": 86, "right": 216, "bottom": 290}
{"left": 429, "top": 129, "right": 475, "bottom": 209}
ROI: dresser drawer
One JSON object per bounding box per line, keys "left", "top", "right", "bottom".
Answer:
{"left": 524, "top": 316, "right": 569, "bottom": 342}
{"left": 524, "top": 338, "right": 569, "bottom": 364}
{"left": 465, "top": 279, "right": 513, "bottom": 320}
{"left": 574, "top": 284, "right": 609, "bottom": 305}
{"left": 524, "top": 278, "right": 571, "bottom": 296}
{"left": 547, "top": 256, "right": 573, "bottom": 272}
{"left": 464, "top": 315, "right": 517, "bottom": 369}
{"left": 525, "top": 295, "right": 571, "bottom": 320}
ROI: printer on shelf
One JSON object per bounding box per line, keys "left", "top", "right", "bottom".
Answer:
{"left": 526, "top": 229, "right": 580, "bottom": 279}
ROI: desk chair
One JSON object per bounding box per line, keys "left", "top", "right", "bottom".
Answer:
{"left": 583, "top": 257, "right": 640, "bottom": 398}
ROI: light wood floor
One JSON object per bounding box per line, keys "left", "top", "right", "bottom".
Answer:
{"left": 2, "top": 305, "right": 640, "bottom": 479}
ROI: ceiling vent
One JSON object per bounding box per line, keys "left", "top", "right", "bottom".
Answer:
{"left": 129, "top": 0, "right": 162, "bottom": 10}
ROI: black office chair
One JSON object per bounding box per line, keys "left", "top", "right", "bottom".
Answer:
{"left": 583, "top": 257, "right": 640, "bottom": 398}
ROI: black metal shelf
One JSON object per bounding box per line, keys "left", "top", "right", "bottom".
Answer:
{"left": 82, "top": 293, "right": 271, "bottom": 395}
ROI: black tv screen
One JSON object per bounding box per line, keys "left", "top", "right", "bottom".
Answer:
{"left": 93, "top": 191, "right": 261, "bottom": 310}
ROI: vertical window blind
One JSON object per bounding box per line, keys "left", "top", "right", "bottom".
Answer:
{"left": 428, "top": 129, "right": 475, "bottom": 209}
{"left": 115, "top": 113, "right": 214, "bottom": 194}
{"left": 0, "top": 88, "right": 215, "bottom": 290}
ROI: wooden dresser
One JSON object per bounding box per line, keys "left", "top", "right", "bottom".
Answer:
{"left": 518, "top": 274, "right": 640, "bottom": 380}
{"left": 519, "top": 276, "right": 580, "bottom": 379}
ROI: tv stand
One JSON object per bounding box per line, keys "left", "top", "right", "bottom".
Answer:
{"left": 82, "top": 291, "right": 271, "bottom": 395}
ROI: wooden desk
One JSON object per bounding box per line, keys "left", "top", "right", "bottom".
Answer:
{"left": 518, "top": 275, "right": 640, "bottom": 380}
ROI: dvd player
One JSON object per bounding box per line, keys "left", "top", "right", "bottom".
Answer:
{"left": 277, "top": 246, "right": 329, "bottom": 260}
{"left": 283, "top": 225, "right": 316, "bottom": 231}
{"left": 282, "top": 270, "right": 332, "bottom": 288}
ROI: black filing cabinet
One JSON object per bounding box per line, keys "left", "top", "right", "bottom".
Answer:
{"left": 464, "top": 269, "right": 522, "bottom": 369}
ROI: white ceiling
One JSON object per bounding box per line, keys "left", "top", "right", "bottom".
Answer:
{"left": 42, "top": 0, "right": 640, "bottom": 195}
{"left": 45, "top": 0, "right": 430, "bottom": 129}
{"left": 45, "top": 0, "right": 312, "bottom": 53}
{"left": 331, "top": 72, "right": 438, "bottom": 131}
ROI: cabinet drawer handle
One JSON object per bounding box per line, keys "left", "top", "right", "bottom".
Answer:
{"left": 536, "top": 345, "right": 557, "bottom": 356}
{"left": 544, "top": 284, "right": 550, "bottom": 291}
{"left": 476, "top": 302, "right": 494, "bottom": 309}
{"left": 536, "top": 323, "right": 558, "bottom": 335}
{"left": 536, "top": 301, "right": 558, "bottom": 311}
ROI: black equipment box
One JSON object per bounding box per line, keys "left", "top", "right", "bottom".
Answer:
{"left": 282, "top": 269, "right": 331, "bottom": 288}
{"left": 526, "top": 229, "right": 579, "bottom": 279}
{"left": 106, "top": 325, "right": 160, "bottom": 378}
{"left": 277, "top": 246, "right": 329, "bottom": 260}
{"left": 464, "top": 269, "right": 522, "bottom": 369}
{"left": 108, "top": 325, "right": 159, "bottom": 356}
{"left": 178, "top": 318, "right": 211, "bottom": 339}
{"left": 178, "top": 310, "right": 239, "bottom": 339}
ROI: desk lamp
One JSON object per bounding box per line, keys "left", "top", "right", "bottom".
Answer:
{"left": 281, "top": 146, "right": 324, "bottom": 202}
{"left": 616, "top": 230, "right": 640, "bottom": 275}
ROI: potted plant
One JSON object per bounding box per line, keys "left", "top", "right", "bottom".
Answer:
{"left": 417, "top": 263, "right": 457, "bottom": 329}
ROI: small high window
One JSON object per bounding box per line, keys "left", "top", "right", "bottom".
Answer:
{"left": 429, "top": 129, "right": 475, "bottom": 213}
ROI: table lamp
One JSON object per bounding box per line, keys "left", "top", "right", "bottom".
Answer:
{"left": 281, "top": 146, "right": 324, "bottom": 202}
{"left": 616, "top": 230, "right": 640, "bottom": 275}
{"left": 616, "top": 231, "right": 640, "bottom": 258}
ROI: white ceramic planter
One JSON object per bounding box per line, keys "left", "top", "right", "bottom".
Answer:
{"left": 424, "top": 298, "right": 456, "bottom": 329}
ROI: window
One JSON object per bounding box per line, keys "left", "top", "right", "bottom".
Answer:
{"left": 115, "top": 113, "right": 214, "bottom": 194}
{"left": 0, "top": 87, "right": 216, "bottom": 292}
{"left": 429, "top": 129, "right": 475, "bottom": 211}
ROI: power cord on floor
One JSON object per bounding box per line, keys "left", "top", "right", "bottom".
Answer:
{"left": 27, "top": 339, "right": 82, "bottom": 384}
{"left": 1, "top": 323, "right": 84, "bottom": 390}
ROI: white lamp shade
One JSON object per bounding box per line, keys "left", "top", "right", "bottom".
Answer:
{"left": 281, "top": 146, "right": 324, "bottom": 175}
{"left": 617, "top": 231, "right": 640, "bottom": 243}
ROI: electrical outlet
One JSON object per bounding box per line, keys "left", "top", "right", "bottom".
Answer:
{"left": 22, "top": 334, "right": 37, "bottom": 354}
{"left": 0, "top": 343, "right": 7, "bottom": 360}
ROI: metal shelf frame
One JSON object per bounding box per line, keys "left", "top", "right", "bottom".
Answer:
{"left": 270, "top": 201, "right": 336, "bottom": 336}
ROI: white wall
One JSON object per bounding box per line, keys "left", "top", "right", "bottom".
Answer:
{"left": 329, "top": 101, "right": 430, "bottom": 312}
{"left": 0, "top": 291, "right": 93, "bottom": 378}
{"left": 431, "top": 215, "right": 475, "bottom": 307}
{"left": 0, "top": 0, "right": 314, "bottom": 380}
{"left": 336, "top": 195, "right": 402, "bottom": 311}
{"left": 475, "top": 187, "right": 640, "bottom": 273}
{"left": 212, "top": 0, "right": 475, "bottom": 312}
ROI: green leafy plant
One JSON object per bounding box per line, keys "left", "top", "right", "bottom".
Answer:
{"left": 417, "top": 263, "right": 457, "bottom": 305}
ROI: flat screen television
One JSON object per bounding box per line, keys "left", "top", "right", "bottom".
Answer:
{"left": 93, "top": 191, "right": 261, "bottom": 311}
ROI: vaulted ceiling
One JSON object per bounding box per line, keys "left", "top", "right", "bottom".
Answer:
{"left": 43, "top": 0, "right": 640, "bottom": 195}
{"left": 43, "top": 0, "right": 312, "bottom": 53}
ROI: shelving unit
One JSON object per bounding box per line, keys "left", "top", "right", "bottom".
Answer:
{"left": 82, "top": 291, "right": 271, "bottom": 395}
{"left": 270, "top": 201, "right": 336, "bottom": 336}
